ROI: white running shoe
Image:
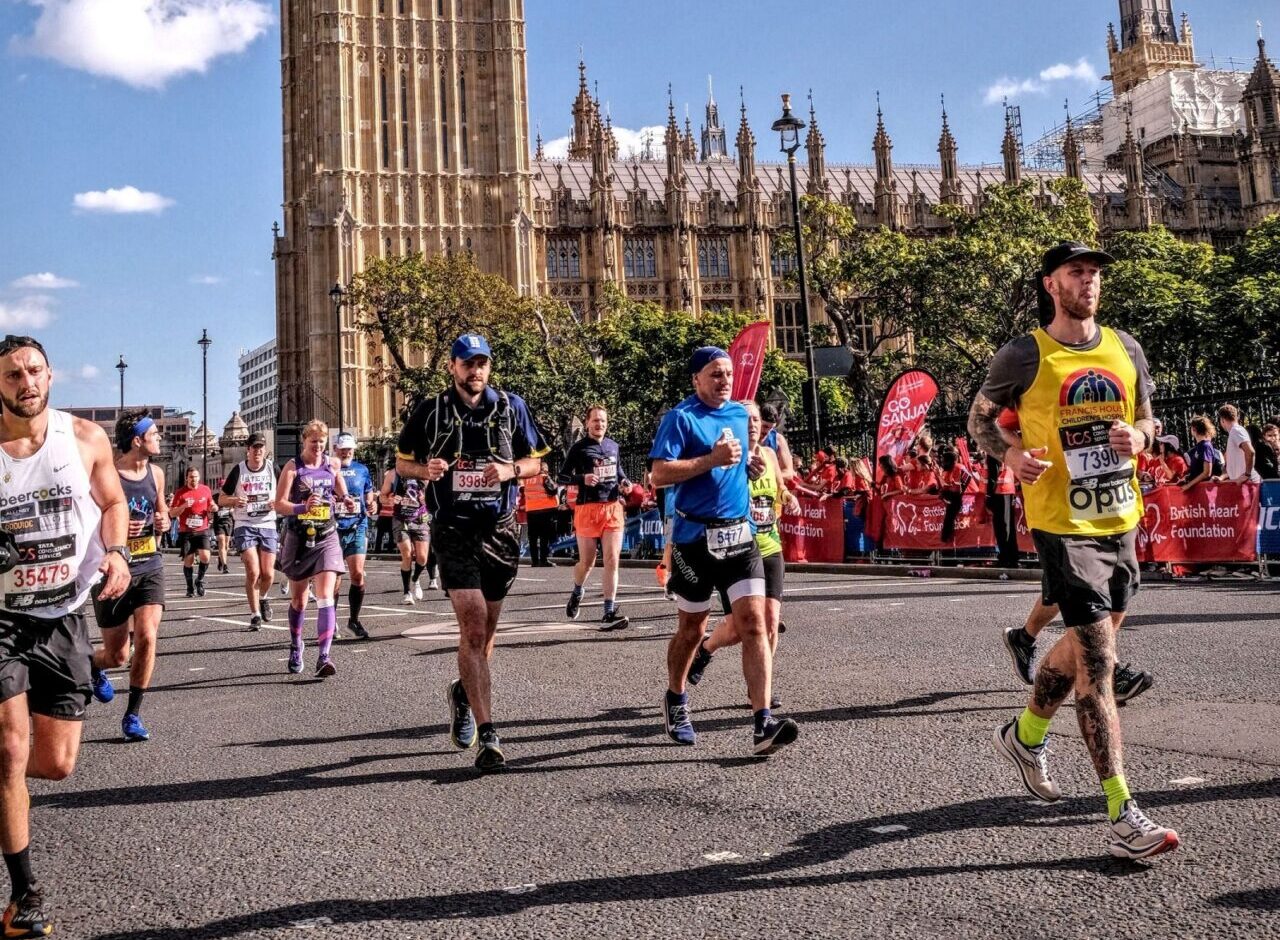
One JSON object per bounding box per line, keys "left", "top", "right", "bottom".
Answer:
{"left": 993, "top": 717, "right": 1062, "bottom": 802}
{"left": 413, "top": 581, "right": 424, "bottom": 601}
{"left": 279, "top": 581, "right": 288, "bottom": 596}
{"left": 402, "top": 591, "right": 415, "bottom": 606}
{"left": 427, "top": 577, "right": 439, "bottom": 590}
{"left": 1109, "top": 801, "right": 1180, "bottom": 860}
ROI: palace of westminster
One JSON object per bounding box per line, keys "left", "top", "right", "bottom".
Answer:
{"left": 274, "top": 0, "right": 1280, "bottom": 437}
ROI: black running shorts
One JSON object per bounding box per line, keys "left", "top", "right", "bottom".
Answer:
{"left": 91, "top": 567, "right": 166, "bottom": 630}
{"left": 179, "top": 531, "right": 212, "bottom": 556}
{"left": 0, "top": 609, "right": 93, "bottom": 720}
{"left": 669, "top": 536, "right": 766, "bottom": 615}
{"left": 1031, "top": 527, "right": 1139, "bottom": 628}
{"left": 431, "top": 515, "right": 521, "bottom": 603}
{"left": 717, "top": 551, "right": 783, "bottom": 611}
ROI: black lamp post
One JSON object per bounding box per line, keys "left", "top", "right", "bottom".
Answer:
{"left": 329, "top": 282, "right": 347, "bottom": 434}
{"left": 115, "top": 355, "right": 127, "bottom": 410}
{"left": 197, "top": 329, "right": 211, "bottom": 481}
{"left": 771, "top": 93, "right": 822, "bottom": 450}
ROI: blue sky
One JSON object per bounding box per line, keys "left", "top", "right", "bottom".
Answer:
{"left": 0, "top": 0, "right": 1269, "bottom": 428}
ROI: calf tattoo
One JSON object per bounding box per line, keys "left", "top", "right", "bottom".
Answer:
{"left": 1033, "top": 665, "right": 1074, "bottom": 711}
{"left": 1074, "top": 617, "right": 1122, "bottom": 780}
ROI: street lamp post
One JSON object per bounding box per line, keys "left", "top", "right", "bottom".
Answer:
{"left": 771, "top": 93, "right": 822, "bottom": 450}
{"left": 197, "top": 329, "right": 212, "bottom": 482}
{"left": 329, "top": 282, "right": 347, "bottom": 435}
{"left": 115, "top": 355, "right": 127, "bottom": 410}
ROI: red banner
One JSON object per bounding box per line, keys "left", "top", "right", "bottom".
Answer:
{"left": 881, "top": 494, "right": 995, "bottom": 551}
{"left": 874, "top": 369, "right": 940, "bottom": 468}
{"left": 729, "top": 321, "right": 771, "bottom": 402}
{"left": 1137, "top": 482, "right": 1259, "bottom": 563}
{"left": 780, "top": 495, "right": 846, "bottom": 563}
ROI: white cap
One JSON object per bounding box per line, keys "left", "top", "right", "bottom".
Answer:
{"left": 335, "top": 432, "right": 357, "bottom": 450}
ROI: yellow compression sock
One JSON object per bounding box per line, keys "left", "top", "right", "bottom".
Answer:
{"left": 1015, "top": 707, "right": 1051, "bottom": 748}
{"left": 1102, "top": 775, "right": 1132, "bottom": 821}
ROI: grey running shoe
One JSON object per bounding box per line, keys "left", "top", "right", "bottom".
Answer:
{"left": 565, "top": 591, "right": 582, "bottom": 620}
{"left": 1113, "top": 663, "right": 1154, "bottom": 704}
{"left": 993, "top": 716, "right": 1062, "bottom": 802}
{"left": 1109, "top": 801, "right": 1180, "bottom": 860}
{"left": 260, "top": 598, "right": 273, "bottom": 623}
{"left": 447, "top": 679, "right": 477, "bottom": 750}
{"left": 599, "top": 609, "right": 629, "bottom": 632}
{"left": 245, "top": 615, "right": 262, "bottom": 632}
{"left": 1002, "top": 626, "right": 1036, "bottom": 686}
{"left": 475, "top": 729, "right": 505, "bottom": 772}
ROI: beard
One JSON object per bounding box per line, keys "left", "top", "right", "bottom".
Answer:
{"left": 0, "top": 388, "right": 48, "bottom": 419}
{"left": 1059, "top": 291, "right": 1098, "bottom": 321}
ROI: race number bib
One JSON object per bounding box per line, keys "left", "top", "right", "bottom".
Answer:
{"left": 750, "top": 498, "right": 776, "bottom": 530}
{"left": 1059, "top": 421, "right": 1137, "bottom": 522}
{"left": 593, "top": 459, "right": 618, "bottom": 483}
{"left": 187, "top": 515, "right": 206, "bottom": 529}
{"left": 453, "top": 460, "right": 500, "bottom": 498}
{"left": 246, "top": 495, "right": 270, "bottom": 518}
{"left": 299, "top": 504, "right": 331, "bottom": 523}
{"left": 128, "top": 536, "right": 157, "bottom": 558}
{"left": 705, "top": 520, "right": 752, "bottom": 560}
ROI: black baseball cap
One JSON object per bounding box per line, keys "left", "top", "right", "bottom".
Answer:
{"left": 1040, "top": 241, "right": 1114, "bottom": 277}
{"left": 247, "top": 432, "right": 267, "bottom": 447}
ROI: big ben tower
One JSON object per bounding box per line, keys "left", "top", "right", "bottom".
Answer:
{"left": 274, "top": 0, "right": 537, "bottom": 436}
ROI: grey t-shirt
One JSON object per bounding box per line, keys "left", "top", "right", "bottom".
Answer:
{"left": 979, "top": 328, "right": 1153, "bottom": 410}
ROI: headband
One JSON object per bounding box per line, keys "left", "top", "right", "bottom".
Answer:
{"left": 132, "top": 416, "right": 155, "bottom": 440}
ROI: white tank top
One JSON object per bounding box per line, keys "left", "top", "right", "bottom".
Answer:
{"left": 0, "top": 409, "right": 104, "bottom": 618}
{"left": 229, "top": 458, "right": 277, "bottom": 528}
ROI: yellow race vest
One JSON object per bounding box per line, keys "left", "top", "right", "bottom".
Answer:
{"left": 1017, "top": 327, "right": 1143, "bottom": 536}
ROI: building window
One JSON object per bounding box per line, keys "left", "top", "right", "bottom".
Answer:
{"left": 773, "top": 299, "right": 802, "bottom": 355}
{"left": 546, "top": 237, "right": 580, "bottom": 279}
{"left": 770, "top": 241, "right": 796, "bottom": 277}
{"left": 697, "top": 235, "right": 730, "bottom": 278}
{"left": 400, "top": 72, "right": 410, "bottom": 168}
{"left": 623, "top": 236, "right": 657, "bottom": 279}
{"left": 379, "top": 71, "right": 390, "bottom": 169}
{"left": 459, "top": 73, "right": 469, "bottom": 169}
{"left": 398, "top": 0, "right": 405, "bottom": 12}
{"left": 439, "top": 71, "right": 449, "bottom": 169}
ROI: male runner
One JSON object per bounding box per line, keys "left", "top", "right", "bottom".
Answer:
{"left": 969, "top": 240, "right": 1178, "bottom": 859}
{"left": 560, "top": 405, "right": 634, "bottom": 630}
{"left": 89, "top": 409, "right": 170, "bottom": 742}
{"left": 219, "top": 432, "right": 277, "bottom": 630}
{"left": 171, "top": 468, "right": 213, "bottom": 597}
{"left": 650, "top": 347, "right": 798, "bottom": 756}
{"left": 212, "top": 501, "right": 233, "bottom": 574}
{"left": 380, "top": 468, "right": 433, "bottom": 604}
{"left": 0, "top": 335, "right": 131, "bottom": 936}
{"left": 333, "top": 433, "right": 378, "bottom": 638}
{"left": 396, "top": 333, "right": 548, "bottom": 773}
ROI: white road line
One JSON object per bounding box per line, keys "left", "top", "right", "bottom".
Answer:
{"left": 364, "top": 605, "right": 451, "bottom": 617}
{"left": 206, "top": 617, "right": 250, "bottom": 627}
{"left": 869, "top": 824, "right": 908, "bottom": 834}
{"left": 1170, "top": 776, "right": 1206, "bottom": 785}
{"left": 889, "top": 602, "right": 905, "bottom": 607}
{"left": 188, "top": 667, "right": 206, "bottom": 672}
{"left": 516, "top": 576, "right": 547, "bottom": 582}
{"left": 702, "top": 851, "right": 741, "bottom": 862}
{"left": 827, "top": 608, "right": 844, "bottom": 612}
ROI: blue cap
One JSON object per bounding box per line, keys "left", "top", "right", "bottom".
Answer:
{"left": 688, "top": 346, "right": 730, "bottom": 375}
{"left": 451, "top": 333, "right": 492, "bottom": 361}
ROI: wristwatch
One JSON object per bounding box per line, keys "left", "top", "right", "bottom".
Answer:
{"left": 106, "top": 544, "right": 132, "bottom": 564}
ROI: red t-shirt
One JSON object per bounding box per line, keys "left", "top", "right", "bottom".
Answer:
{"left": 173, "top": 485, "right": 214, "bottom": 533}
{"left": 1162, "top": 454, "right": 1188, "bottom": 483}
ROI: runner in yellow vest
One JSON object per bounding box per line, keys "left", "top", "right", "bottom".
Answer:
{"left": 968, "top": 241, "right": 1179, "bottom": 860}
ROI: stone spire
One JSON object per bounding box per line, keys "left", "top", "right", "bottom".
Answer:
{"left": 938, "top": 94, "right": 962, "bottom": 205}
{"left": 735, "top": 87, "right": 757, "bottom": 189}
{"left": 805, "top": 91, "right": 828, "bottom": 196}
{"left": 872, "top": 93, "right": 898, "bottom": 227}
{"left": 682, "top": 111, "right": 698, "bottom": 162}
{"left": 569, "top": 59, "right": 596, "bottom": 160}
{"left": 700, "top": 75, "right": 729, "bottom": 161}
{"left": 1001, "top": 102, "right": 1022, "bottom": 185}
{"left": 664, "top": 88, "right": 687, "bottom": 206}
{"left": 534, "top": 129, "right": 545, "bottom": 161}
{"left": 1122, "top": 108, "right": 1153, "bottom": 228}
{"left": 1062, "top": 101, "right": 1082, "bottom": 180}
{"left": 1238, "top": 25, "right": 1280, "bottom": 223}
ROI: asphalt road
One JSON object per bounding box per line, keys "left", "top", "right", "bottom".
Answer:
{"left": 28, "top": 556, "right": 1280, "bottom": 939}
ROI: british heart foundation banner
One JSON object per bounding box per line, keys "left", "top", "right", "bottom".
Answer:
{"left": 874, "top": 370, "right": 940, "bottom": 468}
{"left": 780, "top": 495, "right": 846, "bottom": 563}
{"left": 880, "top": 494, "right": 994, "bottom": 551}
{"left": 1137, "top": 482, "right": 1259, "bottom": 563}
{"left": 729, "top": 321, "right": 771, "bottom": 402}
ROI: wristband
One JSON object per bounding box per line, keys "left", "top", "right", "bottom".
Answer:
{"left": 293, "top": 502, "right": 307, "bottom": 515}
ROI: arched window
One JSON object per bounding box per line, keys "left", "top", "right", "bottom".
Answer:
{"left": 400, "top": 71, "right": 410, "bottom": 169}
{"left": 459, "top": 73, "right": 470, "bottom": 168}
{"left": 773, "top": 300, "right": 801, "bottom": 354}
{"left": 385, "top": 237, "right": 393, "bottom": 256}
{"left": 697, "top": 235, "right": 730, "bottom": 278}
{"left": 546, "top": 237, "right": 580, "bottom": 279}
{"left": 439, "top": 71, "right": 449, "bottom": 169}
{"left": 623, "top": 236, "right": 657, "bottom": 278}
{"left": 379, "top": 71, "right": 390, "bottom": 169}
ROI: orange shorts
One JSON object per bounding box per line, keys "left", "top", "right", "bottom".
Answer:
{"left": 573, "top": 501, "right": 625, "bottom": 538}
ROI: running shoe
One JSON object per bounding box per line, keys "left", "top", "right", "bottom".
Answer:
{"left": 770, "top": 693, "right": 783, "bottom": 710}
{"left": 599, "top": 610, "right": 628, "bottom": 632}
{"left": 279, "top": 580, "right": 288, "bottom": 596}
{"left": 752, "top": 716, "right": 799, "bottom": 756}
{"left": 663, "top": 693, "right": 696, "bottom": 745}
{"left": 316, "top": 655, "right": 336, "bottom": 678}
{"left": 348, "top": 620, "right": 369, "bottom": 640}
{"left": 3, "top": 887, "right": 51, "bottom": 938}
{"left": 446, "top": 679, "right": 477, "bottom": 749}
{"left": 413, "top": 581, "right": 424, "bottom": 601}
{"left": 185, "top": 588, "right": 195, "bottom": 599}
{"left": 260, "top": 598, "right": 273, "bottom": 623}
{"left": 778, "top": 621, "right": 787, "bottom": 634}
{"left": 1113, "top": 663, "right": 1154, "bottom": 704}
{"left": 196, "top": 581, "right": 206, "bottom": 597}
{"left": 287, "top": 647, "right": 303, "bottom": 674}
{"left": 121, "top": 713, "right": 150, "bottom": 742}
{"left": 427, "top": 577, "right": 440, "bottom": 590}
{"left": 246, "top": 615, "right": 262, "bottom": 632}
{"left": 91, "top": 669, "right": 115, "bottom": 704}
{"left": 402, "top": 592, "right": 415, "bottom": 606}
{"left": 1108, "top": 801, "right": 1180, "bottom": 860}
{"left": 993, "top": 716, "right": 1062, "bottom": 802}
{"left": 565, "top": 591, "right": 582, "bottom": 620}
{"left": 1003, "top": 626, "right": 1037, "bottom": 686}
{"left": 475, "top": 728, "right": 505, "bottom": 773}
{"left": 686, "top": 643, "right": 713, "bottom": 686}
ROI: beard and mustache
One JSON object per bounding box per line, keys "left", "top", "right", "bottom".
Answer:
{"left": 0, "top": 387, "right": 49, "bottom": 419}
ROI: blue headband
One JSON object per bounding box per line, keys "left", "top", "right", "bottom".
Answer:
{"left": 132, "top": 416, "right": 155, "bottom": 440}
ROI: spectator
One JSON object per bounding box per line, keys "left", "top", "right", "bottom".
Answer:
{"left": 1154, "top": 435, "right": 1187, "bottom": 484}
{"left": 1217, "top": 405, "right": 1260, "bottom": 483}
{"left": 1263, "top": 424, "right": 1280, "bottom": 479}
{"left": 936, "top": 446, "right": 974, "bottom": 543}
{"left": 825, "top": 457, "right": 857, "bottom": 498}
{"left": 1248, "top": 424, "right": 1279, "bottom": 480}
{"left": 1181, "top": 416, "right": 1222, "bottom": 491}
{"left": 985, "top": 452, "right": 1019, "bottom": 569}
{"left": 850, "top": 457, "right": 874, "bottom": 494}
{"left": 522, "top": 460, "right": 561, "bottom": 567}
{"left": 876, "top": 454, "right": 904, "bottom": 498}
{"left": 375, "top": 461, "right": 395, "bottom": 552}
{"left": 902, "top": 432, "right": 939, "bottom": 495}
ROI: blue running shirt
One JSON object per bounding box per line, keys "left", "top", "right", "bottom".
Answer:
{"left": 649, "top": 395, "right": 751, "bottom": 543}
{"left": 336, "top": 460, "right": 375, "bottom": 531}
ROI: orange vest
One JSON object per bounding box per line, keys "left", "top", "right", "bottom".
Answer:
{"left": 523, "top": 475, "right": 559, "bottom": 512}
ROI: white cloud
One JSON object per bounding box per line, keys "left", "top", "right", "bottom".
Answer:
{"left": 10, "top": 272, "right": 77, "bottom": 289}
{"left": 78, "top": 364, "right": 99, "bottom": 379}
{"left": 0, "top": 296, "right": 55, "bottom": 330}
{"left": 189, "top": 274, "right": 223, "bottom": 285}
{"left": 13, "top": 0, "right": 273, "bottom": 90}
{"left": 983, "top": 57, "right": 1099, "bottom": 105}
{"left": 73, "top": 185, "right": 174, "bottom": 214}
{"left": 541, "top": 124, "right": 669, "bottom": 161}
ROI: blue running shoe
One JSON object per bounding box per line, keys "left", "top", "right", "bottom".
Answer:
{"left": 91, "top": 669, "right": 114, "bottom": 704}
{"left": 447, "top": 679, "right": 477, "bottom": 750}
{"left": 287, "top": 647, "right": 303, "bottom": 674}
{"left": 664, "top": 692, "right": 696, "bottom": 745}
{"left": 121, "top": 713, "right": 150, "bottom": 742}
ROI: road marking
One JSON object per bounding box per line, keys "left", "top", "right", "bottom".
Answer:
{"left": 502, "top": 884, "right": 537, "bottom": 895}
{"left": 1170, "top": 776, "right": 1206, "bottom": 786}
{"left": 869, "top": 824, "right": 908, "bottom": 834}
{"left": 827, "top": 608, "right": 844, "bottom": 612}
{"left": 364, "top": 605, "right": 450, "bottom": 617}
{"left": 206, "top": 616, "right": 251, "bottom": 627}
{"left": 350, "top": 648, "right": 369, "bottom": 654}
{"left": 188, "top": 667, "right": 206, "bottom": 672}
{"left": 289, "top": 917, "right": 334, "bottom": 929}
{"left": 702, "top": 851, "right": 741, "bottom": 862}
{"left": 401, "top": 621, "right": 596, "bottom": 640}
{"left": 516, "top": 576, "right": 547, "bottom": 582}
{"left": 889, "top": 602, "right": 905, "bottom": 607}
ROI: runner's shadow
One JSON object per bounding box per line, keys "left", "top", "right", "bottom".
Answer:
{"left": 1211, "top": 886, "right": 1280, "bottom": 911}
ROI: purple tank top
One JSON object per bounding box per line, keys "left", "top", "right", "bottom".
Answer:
{"left": 290, "top": 459, "right": 337, "bottom": 529}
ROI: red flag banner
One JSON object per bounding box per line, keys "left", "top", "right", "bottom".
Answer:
{"left": 1137, "top": 482, "right": 1259, "bottom": 563}
{"left": 874, "top": 370, "right": 940, "bottom": 468}
{"left": 729, "top": 321, "right": 771, "bottom": 402}
{"left": 780, "top": 495, "right": 846, "bottom": 563}
{"left": 880, "top": 494, "right": 994, "bottom": 551}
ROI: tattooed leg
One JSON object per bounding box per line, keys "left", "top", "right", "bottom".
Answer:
{"left": 1028, "top": 633, "right": 1077, "bottom": 719}
{"left": 1072, "top": 617, "right": 1124, "bottom": 782}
